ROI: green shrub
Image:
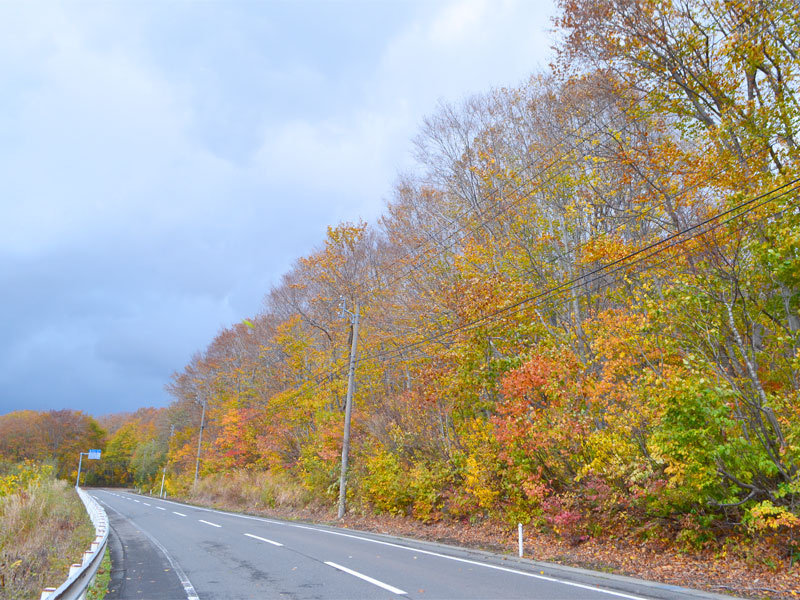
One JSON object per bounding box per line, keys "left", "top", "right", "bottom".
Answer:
{"left": 407, "top": 460, "right": 450, "bottom": 522}
{"left": 361, "top": 450, "right": 412, "bottom": 515}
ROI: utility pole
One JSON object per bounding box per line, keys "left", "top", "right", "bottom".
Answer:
{"left": 194, "top": 396, "right": 207, "bottom": 487}
{"left": 160, "top": 424, "right": 174, "bottom": 498}
{"left": 338, "top": 299, "right": 360, "bottom": 519}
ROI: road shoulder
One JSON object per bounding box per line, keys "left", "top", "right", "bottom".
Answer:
{"left": 104, "top": 500, "right": 192, "bottom": 599}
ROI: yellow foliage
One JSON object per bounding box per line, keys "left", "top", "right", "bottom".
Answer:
{"left": 463, "top": 455, "right": 499, "bottom": 510}
{"left": 579, "top": 430, "right": 639, "bottom": 482}
{"left": 459, "top": 418, "right": 502, "bottom": 511}
{"left": 0, "top": 474, "right": 19, "bottom": 497}
{"left": 747, "top": 501, "right": 800, "bottom": 532}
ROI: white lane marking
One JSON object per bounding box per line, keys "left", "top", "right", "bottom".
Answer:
{"left": 297, "top": 526, "right": 646, "bottom": 600}
{"left": 143, "top": 502, "right": 151, "bottom": 506}
{"left": 173, "top": 512, "right": 187, "bottom": 517}
{"left": 244, "top": 533, "right": 283, "bottom": 547}
{"left": 133, "top": 500, "right": 140, "bottom": 503}
{"left": 325, "top": 561, "right": 406, "bottom": 595}
{"left": 128, "top": 494, "right": 646, "bottom": 599}
{"left": 97, "top": 498, "right": 199, "bottom": 600}
{"left": 199, "top": 519, "right": 221, "bottom": 528}
{"left": 156, "top": 507, "right": 166, "bottom": 511}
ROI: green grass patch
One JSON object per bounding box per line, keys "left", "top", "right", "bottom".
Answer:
{"left": 87, "top": 547, "right": 111, "bottom": 600}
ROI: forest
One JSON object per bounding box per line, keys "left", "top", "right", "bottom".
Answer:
{"left": 2, "top": 0, "right": 798, "bottom": 573}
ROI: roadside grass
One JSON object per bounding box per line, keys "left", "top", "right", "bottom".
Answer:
{"left": 87, "top": 547, "right": 111, "bottom": 600}
{"left": 187, "top": 469, "right": 314, "bottom": 512}
{"left": 0, "top": 477, "right": 94, "bottom": 599}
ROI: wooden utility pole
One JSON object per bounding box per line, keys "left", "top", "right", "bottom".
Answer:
{"left": 194, "top": 397, "right": 207, "bottom": 487}
{"left": 338, "top": 300, "right": 360, "bottom": 519}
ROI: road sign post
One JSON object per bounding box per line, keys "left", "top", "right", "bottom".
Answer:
{"left": 76, "top": 450, "right": 102, "bottom": 487}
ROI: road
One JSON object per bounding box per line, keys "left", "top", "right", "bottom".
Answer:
{"left": 92, "top": 489, "right": 725, "bottom": 600}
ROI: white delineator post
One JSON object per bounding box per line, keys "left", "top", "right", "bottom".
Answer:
{"left": 518, "top": 523, "right": 524, "bottom": 558}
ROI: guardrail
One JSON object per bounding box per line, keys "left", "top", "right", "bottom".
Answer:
{"left": 40, "top": 488, "right": 109, "bottom": 600}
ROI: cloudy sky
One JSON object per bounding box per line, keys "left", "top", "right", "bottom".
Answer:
{"left": 0, "top": 0, "right": 555, "bottom": 417}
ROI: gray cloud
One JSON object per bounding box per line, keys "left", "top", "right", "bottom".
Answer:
{"left": 0, "top": 0, "right": 554, "bottom": 416}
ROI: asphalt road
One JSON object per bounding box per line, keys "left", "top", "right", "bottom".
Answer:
{"left": 92, "top": 489, "right": 729, "bottom": 600}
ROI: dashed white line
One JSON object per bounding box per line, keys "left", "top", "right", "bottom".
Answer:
{"left": 199, "top": 519, "right": 221, "bottom": 528}
{"left": 156, "top": 506, "right": 166, "bottom": 511}
{"left": 173, "top": 512, "right": 187, "bottom": 517}
{"left": 143, "top": 502, "right": 151, "bottom": 506}
{"left": 244, "top": 533, "right": 283, "bottom": 547}
{"left": 325, "top": 561, "right": 406, "bottom": 595}
{"left": 110, "top": 492, "right": 646, "bottom": 599}
{"left": 98, "top": 498, "right": 199, "bottom": 600}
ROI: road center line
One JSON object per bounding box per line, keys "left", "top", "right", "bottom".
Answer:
{"left": 98, "top": 498, "right": 199, "bottom": 600}
{"left": 143, "top": 502, "right": 151, "bottom": 506}
{"left": 173, "top": 512, "right": 187, "bottom": 517}
{"left": 325, "top": 561, "right": 406, "bottom": 595}
{"left": 156, "top": 507, "right": 166, "bottom": 510}
{"left": 199, "top": 519, "right": 221, "bottom": 528}
{"left": 244, "top": 533, "right": 283, "bottom": 546}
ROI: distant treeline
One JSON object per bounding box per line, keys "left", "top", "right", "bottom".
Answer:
{"left": 0, "top": 410, "right": 103, "bottom": 481}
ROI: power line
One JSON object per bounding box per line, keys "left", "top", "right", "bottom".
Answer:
{"left": 180, "top": 1, "right": 792, "bottom": 408}
{"left": 356, "top": 177, "right": 800, "bottom": 367}
{"left": 266, "top": 1, "right": 781, "bottom": 390}
{"left": 347, "top": 0, "right": 779, "bottom": 301}
{"left": 232, "top": 176, "right": 799, "bottom": 402}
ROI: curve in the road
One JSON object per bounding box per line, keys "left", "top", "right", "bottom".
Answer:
{"left": 93, "top": 490, "right": 738, "bottom": 600}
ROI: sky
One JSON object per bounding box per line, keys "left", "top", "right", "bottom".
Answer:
{"left": 0, "top": 0, "right": 556, "bottom": 417}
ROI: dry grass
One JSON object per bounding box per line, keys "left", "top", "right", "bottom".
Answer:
{"left": 0, "top": 479, "right": 94, "bottom": 599}
{"left": 187, "top": 469, "right": 314, "bottom": 512}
